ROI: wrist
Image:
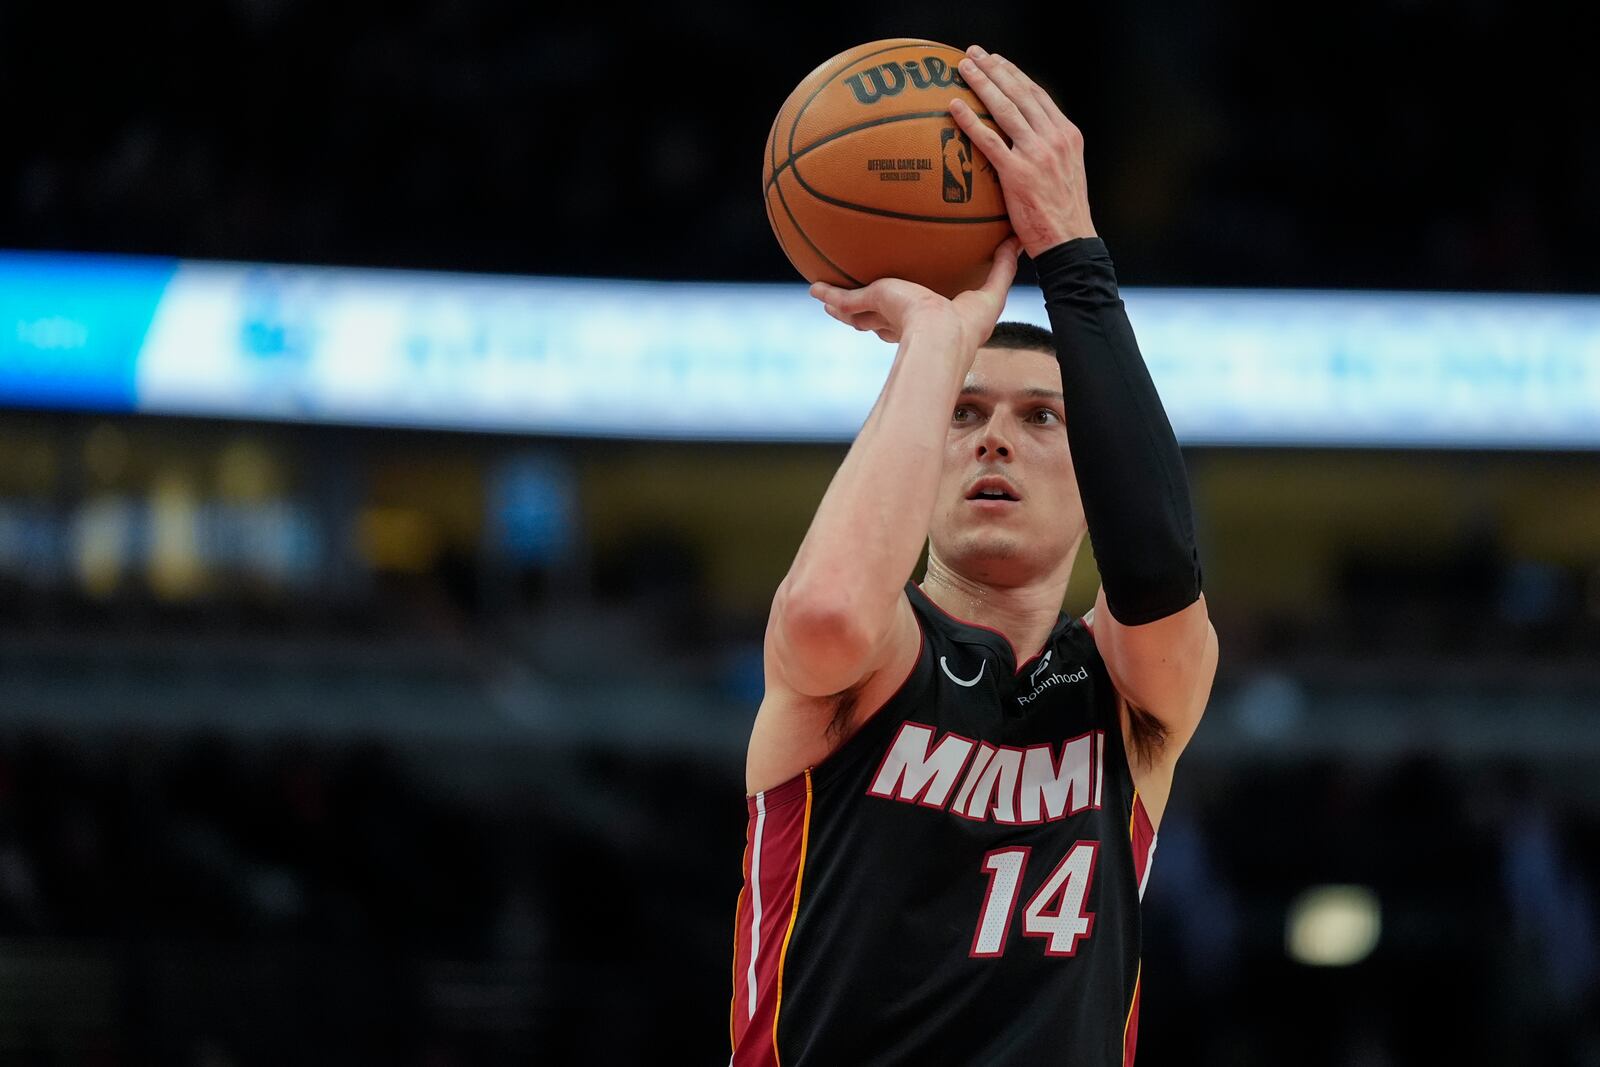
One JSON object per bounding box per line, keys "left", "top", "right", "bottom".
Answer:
{"left": 1033, "top": 237, "right": 1119, "bottom": 308}
{"left": 1023, "top": 218, "right": 1097, "bottom": 260}
{"left": 899, "top": 302, "right": 966, "bottom": 346}
{"left": 899, "top": 313, "right": 979, "bottom": 373}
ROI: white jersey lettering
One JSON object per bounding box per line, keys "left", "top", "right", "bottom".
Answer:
{"left": 867, "top": 723, "right": 977, "bottom": 808}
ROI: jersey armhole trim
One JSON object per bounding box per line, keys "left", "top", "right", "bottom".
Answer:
{"left": 746, "top": 607, "right": 929, "bottom": 814}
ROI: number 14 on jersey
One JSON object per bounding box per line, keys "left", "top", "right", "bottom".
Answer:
{"left": 971, "top": 842, "right": 1099, "bottom": 958}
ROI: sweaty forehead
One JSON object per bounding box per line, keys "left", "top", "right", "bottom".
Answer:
{"left": 962, "top": 346, "right": 1063, "bottom": 400}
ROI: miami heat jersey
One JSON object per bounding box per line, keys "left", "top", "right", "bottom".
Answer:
{"left": 730, "top": 581, "right": 1157, "bottom": 1067}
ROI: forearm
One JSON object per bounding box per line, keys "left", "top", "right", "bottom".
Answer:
{"left": 1037, "top": 238, "right": 1202, "bottom": 625}
{"left": 779, "top": 320, "right": 970, "bottom": 640}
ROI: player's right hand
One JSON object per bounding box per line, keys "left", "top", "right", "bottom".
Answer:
{"left": 808, "top": 236, "right": 1020, "bottom": 349}
{"left": 949, "top": 46, "right": 1097, "bottom": 258}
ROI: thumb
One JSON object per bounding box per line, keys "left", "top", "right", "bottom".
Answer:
{"left": 979, "top": 237, "right": 1022, "bottom": 297}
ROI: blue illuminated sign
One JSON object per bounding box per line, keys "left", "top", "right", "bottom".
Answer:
{"left": 3, "top": 249, "right": 1598, "bottom": 449}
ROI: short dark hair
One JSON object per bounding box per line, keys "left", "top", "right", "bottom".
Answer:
{"left": 982, "top": 320, "right": 1054, "bottom": 355}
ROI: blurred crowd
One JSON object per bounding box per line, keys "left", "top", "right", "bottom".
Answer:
{"left": 1, "top": 730, "right": 1596, "bottom": 1065}
{"left": 2, "top": 0, "right": 1595, "bottom": 292}
{"left": 0, "top": 731, "right": 745, "bottom": 1066}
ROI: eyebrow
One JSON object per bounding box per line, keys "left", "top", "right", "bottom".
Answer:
{"left": 958, "top": 384, "right": 1065, "bottom": 402}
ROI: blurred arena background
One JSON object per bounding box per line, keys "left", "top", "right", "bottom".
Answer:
{"left": 2, "top": 1, "right": 1599, "bottom": 1065}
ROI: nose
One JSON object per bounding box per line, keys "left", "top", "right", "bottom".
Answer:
{"left": 975, "top": 423, "right": 1013, "bottom": 461}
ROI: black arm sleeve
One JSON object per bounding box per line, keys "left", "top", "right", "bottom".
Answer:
{"left": 1035, "top": 237, "right": 1202, "bottom": 625}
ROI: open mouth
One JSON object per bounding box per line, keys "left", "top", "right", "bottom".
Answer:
{"left": 966, "top": 477, "right": 1021, "bottom": 503}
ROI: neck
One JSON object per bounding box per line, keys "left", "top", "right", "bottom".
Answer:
{"left": 920, "top": 547, "right": 1078, "bottom": 665}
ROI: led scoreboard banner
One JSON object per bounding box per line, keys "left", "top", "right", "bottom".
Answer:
{"left": 3, "top": 250, "right": 1598, "bottom": 448}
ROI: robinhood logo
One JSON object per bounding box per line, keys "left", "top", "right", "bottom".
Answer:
{"left": 844, "top": 56, "right": 969, "bottom": 105}
{"left": 1029, "top": 650, "right": 1053, "bottom": 687}
{"left": 1016, "top": 664, "right": 1089, "bottom": 706}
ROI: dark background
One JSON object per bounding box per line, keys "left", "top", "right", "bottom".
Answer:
{"left": 4, "top": 0, "right": 1596, "bottom": 290}
{"left": 3, "top": 2, "right": 1600, "bottom": 1065}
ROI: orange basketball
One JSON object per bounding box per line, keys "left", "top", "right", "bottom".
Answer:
{"left": 762, "top": 39, "right": 1012, "bottom": 299}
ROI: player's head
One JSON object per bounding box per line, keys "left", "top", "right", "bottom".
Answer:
{"left": 927, "top": 321, "right": 1086, "bottom": 588}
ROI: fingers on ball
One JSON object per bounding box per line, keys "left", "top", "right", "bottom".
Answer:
{"left": 975, "top": 53, "right": 1044, "bottom": 125}
{"left": 959, "top": 58, "right": 1034, "bottom": 143}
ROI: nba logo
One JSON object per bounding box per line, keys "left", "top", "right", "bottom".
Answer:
{"left": 940, "top": 128, "right": 972, "bottom": 203}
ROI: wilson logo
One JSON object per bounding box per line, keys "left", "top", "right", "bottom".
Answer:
{"left": 844, "top": 56, "right": 969, "bottom": 105}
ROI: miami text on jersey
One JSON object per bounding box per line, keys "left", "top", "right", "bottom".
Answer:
{"left": 866, "top": 722, "right": 1107, "bottom": 825}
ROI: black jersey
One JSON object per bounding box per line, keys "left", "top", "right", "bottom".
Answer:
{"left": 731, "top": 581, "right": 1157, "bottom": 1067}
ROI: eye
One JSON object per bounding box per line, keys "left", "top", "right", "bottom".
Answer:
{"left": 952, "top": 405, "right": 975, "bottom": 424}
{"left": 1029, "top": 408, "right": 1060, "bottom": 425}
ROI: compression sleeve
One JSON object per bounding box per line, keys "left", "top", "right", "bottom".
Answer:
{"left": 1034, "top": 236, "right": 1202, "bottom": 625}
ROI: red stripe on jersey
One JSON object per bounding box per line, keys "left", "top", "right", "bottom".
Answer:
{"left": 731, "top": 771, "right": 812, "bottom": 1067}
{"left": 1122, "top": 963, "right": 1142, "bottom": 1067}
{"left": 1122, "top": 794, "right": 1156, "bottom": 1066}
{"left": 1130, "top": 792, "right": 1156, "bottom": 901}
{"left": 729, "top": 854, "right": 750, "bottom": 1054}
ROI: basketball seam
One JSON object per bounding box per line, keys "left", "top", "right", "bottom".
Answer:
{"left": 785, "top": 39, "right": 944, "bottom": 162}
{"left": 763, "top": 110, "right": 997, "bottom": 195}
{"left": 770, "top": 175, "right": 865, "bottom": 286}
{"left": 763, "top": 194, "right": 788, "bottom": 260}
{"left": 763, "top": 115, "right": 796, "bottom": 264}
{"left": 768, "top": 83, "right": 863, "bottom": 287}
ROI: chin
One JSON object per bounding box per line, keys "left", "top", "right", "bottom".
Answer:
{"left": 947, "top": 531, "right": 1033, "bottom": 583}
{"left": 941, "top": 519, "right": 1079, "bottom": 585}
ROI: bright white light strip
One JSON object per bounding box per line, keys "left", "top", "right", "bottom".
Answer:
{"left": 135, "top": 264, "right": 899, "bottom": 440}
{"left": 100, "top": 259, "right": 1600, "bottom": 447}
{"left": 1084, "top": 289, "right": 1600, "bottom": 448}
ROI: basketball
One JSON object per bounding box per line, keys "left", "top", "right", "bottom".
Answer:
{"left": 762, "top": 39, "right": 1013, "bottom": 299}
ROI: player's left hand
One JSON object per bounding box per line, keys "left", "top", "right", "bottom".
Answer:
{"left": 949, "top": 46, "right": 1097, "bottom": 257}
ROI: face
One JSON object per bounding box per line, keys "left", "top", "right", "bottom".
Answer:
{"left": 928, "top": 345, "right": 1086, "bottom": 587}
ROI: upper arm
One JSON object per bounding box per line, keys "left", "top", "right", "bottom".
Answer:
{"left": 765, "top": 577, "right": 915, "bottom": 698}
{"left": 1088, "top": 588, "right": 1218, "bottom": 823}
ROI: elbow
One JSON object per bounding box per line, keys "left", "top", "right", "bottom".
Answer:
{"left": 770, "top": 581, "right": 879, "bottom": 695}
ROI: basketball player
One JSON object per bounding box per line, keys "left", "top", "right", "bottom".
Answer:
{"left": 730, "top": 46, "right": 1218, "bottom": 1066}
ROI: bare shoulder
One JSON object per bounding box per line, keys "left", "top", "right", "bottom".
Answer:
{"left": 745, "top": 593, "right": 923, "bottom": 795}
